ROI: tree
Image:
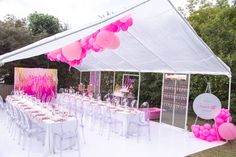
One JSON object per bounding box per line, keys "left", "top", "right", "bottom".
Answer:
{"left": 187, "top": 1, "right": 236, "bottom": 121}
{"left": 28, "top": 12, "right": 65, "bottom": 36}
{"left": 0, "top": 14, "right": 79, "bottom": 89}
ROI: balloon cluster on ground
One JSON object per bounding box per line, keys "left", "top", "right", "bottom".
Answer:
{"left": 47, "top": 15, "right": 133, "bottom": 67}
{"left": 191, "top": 108, "right": 233, "bottom": 142}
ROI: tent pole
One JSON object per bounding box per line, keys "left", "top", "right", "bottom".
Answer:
{"left": 80, "top": 71, "right": 82, "bottom": 84}
{"left": 99, "top": 71, "right": 101, "bottom": 94}
{"left": 137, "top": 72, "right": 141, "bottom": 108}
{"left": 113, "top": 72, "right": 116, "bottom": 92}
{"left": 184, "top": 74, "right": 191, "bottom": 130}
{"left": 122, "top": 74, "right": 125, "bottom": 86}
{"left": 160, "top": 73, "right": 165, "bottom": 123}
{"left": 228, "top": 77, "right": 232, "bottom": 110}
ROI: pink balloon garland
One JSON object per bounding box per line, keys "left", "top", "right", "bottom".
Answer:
{"left": 46, "top": 15, "right": 133, "bottom": 67}
{"left": 191, "top": 108, "right": 233, "bottom": 142}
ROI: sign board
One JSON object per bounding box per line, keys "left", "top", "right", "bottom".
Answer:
{"left": 193, "top": 93, "right": 222, "bottom": 120}
{"left": 165, "top": 73, "right": 187, "bottom": 80}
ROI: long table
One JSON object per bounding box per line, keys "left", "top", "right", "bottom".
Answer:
{"left": 57, "top": 93, "right": 145, "bottom": 137}
{"left": 6, "top": 95, "right": 77, "bottom": 156}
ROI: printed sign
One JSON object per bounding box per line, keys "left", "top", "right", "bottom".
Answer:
{"left": 193, "top": 93, "right": 222, "bottom": 120}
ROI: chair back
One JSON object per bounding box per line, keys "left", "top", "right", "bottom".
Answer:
{"left": 22, "top": 111, "right": 32, "bottom": 130}
{"left": 140, "top": 102, "right": 149, "bottom": 108}
{"left": 131, "top": 100, "right": 137, "bottom": 108}
{"left": 0, "top": 95, "right": 3, "bottom": 108}
{"left": 55, "top": 118, "right": 78, "bottom": 136}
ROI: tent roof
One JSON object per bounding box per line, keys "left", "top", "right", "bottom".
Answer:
{"left": 0, "top": 0, "right": 231, "bottom": 77}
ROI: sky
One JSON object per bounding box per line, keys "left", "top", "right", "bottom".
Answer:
{"left": 0, "top": 0, "right": 186, "bottom": 28}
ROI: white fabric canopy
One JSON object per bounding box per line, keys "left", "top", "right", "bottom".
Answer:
{"left": 0, "top": 0, "right": 231, "bottom": 77}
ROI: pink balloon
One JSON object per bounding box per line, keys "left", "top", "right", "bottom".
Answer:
{"left": 228, "top": 117, "right": 233, "bottom": 122}
{"left": 95, "top": 30, "right": 115, "bottom": 48}
{"left": 200, "top": 135, "right": 206, "bottom": 140}
{"left": 204, "top": 123, "right": 211, "bottom": 130}
{"left": 226, "top": 113, "right": 230, "bottom": 117}
{"left": 108, "top": 35, "right": 120, "bottom": 49}
{"left": 203, "top": 129, "right": 210, "bottom": 136}
{"left": 194, "top": 131, "right": 200, "bottom": 137}
{"left": 121, "top": 24, "right": 128, "bottom": 31}
{"left": 47, "top": 48, "right": 62, "bottom": 61}
{"left": 216, "top": 118, "right": 224, "bottom": 125}
{"left": 62, "top": 41, "right": 82, "bottom": 61}
{"left": 89, "top": 38, "right": 95, "bottom": 45}
{"left": 125, "top": 18, "right": 133, "bottom": 27}
{"left": 200, "top": 126, "right": 204, "bottom": 131}
{"left": 193, "top": 127, "right": 199, "bottom": 134}
{"left": 110, "top": 24, "right": 120, "bottom": 32}
{"left": 210, "top": 128, "right": 216, "bottom": 136}
{"left": 114, "top": 20, "right": 123, "bottom": 27}
{"left": 218, "top": 123, "right": 236, "bottom": 141}
{"left": 221, "top": 111, "right": 226, "bottom": 118}
{"left": 206, "top": 136, "right": 213, "bottom": 142}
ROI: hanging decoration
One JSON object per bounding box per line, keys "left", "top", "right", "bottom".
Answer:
{"left": 47, "top": 15, "right": 133, "bottom": 67}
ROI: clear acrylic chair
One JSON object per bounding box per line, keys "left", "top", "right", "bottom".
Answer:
{"left": 21, "top": 111, "right": 45, "bottom": 157}
{"left": 100, "top": 107, "right": 116, "bottom": 139}
{"left": 76, "top": 100, "right": 86, "bottom": 144}
{"left": 127, "top": 103, "right": 151, "bottom": 142}
{"left": 53, "top": 118, "right": 80, "bottom": 157}
{"left": 0, "top": 95, "right": 4, "bottom": 110}
{"left": 130, "top": 100, "right": 137, "bottom": 108}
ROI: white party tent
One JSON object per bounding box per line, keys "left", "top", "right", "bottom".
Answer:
{"left": 0, "top": 1, "right": 231, "bottom": 156}
{"left": 0, "top": 0, "right": 232, "bottom": 105}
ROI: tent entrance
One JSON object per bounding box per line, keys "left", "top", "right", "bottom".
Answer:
{"left": 160, "top": 73, "right": 190, "bottom": 130}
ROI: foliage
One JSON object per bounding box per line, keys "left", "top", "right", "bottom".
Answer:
{"left": 0, "top": 14, "right": 79, "bottom": 90}
{"left": 186, "top": 0, "right": 236, "bottom": 122}
{"left": 28, "top": 12, "right": 65, "bottom": 36}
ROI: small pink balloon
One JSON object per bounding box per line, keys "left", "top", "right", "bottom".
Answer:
{"left": 199, "top": 130, "right": 203, "bottom": 135}
{"left": 193, "top": 128, "right": 199, "bottom": 134}
{"left": 110, "top": 24, "right": 120, "bottom": 32}
{"left": 200, "top": 135, "right": 206, "bottom": 140}
{"left": 226, "top": 113, "right": 230, "bottom": 117}
{"left": 216, "top": 118, "right": 224, "bottom": 125}
{"left": 221, "top": 111, "right": 226, "bottom": 116}
{"left": 200, "top": 126, "right": 204, "bottom": 130}
{"left": 62, "top": 41, "right": 82, "bottom": 61}
{"left": 194, "top": 131, "right": 200, "bottom": 137}
{"left": 212, "top": 136, "right": 217, "bottom": 141}
{"left": 47, "top": 48, "right": 62, "bottom": 61}
{"left": 121, "top": 24, "right": 128, "bottom": 31}
{"left": 92, "top": 47, "right": 101, "bottom": 52}
{"left": 114, "top": 20, "right": 123, "bottom": 27}
{"left": 206, "top": 136, "right": 213, "bottom": 142}
{"left": 228, "top": 117, "right": 233, "bottom": 122}
{"left": 89, "top": 38, "right": 95, "bottom": 45}
{"left": 203, "top": 129, "right": 210, "bottom": 136}
{"left": 210, "top": 128, "right": 216, "bottom": 136}
{"left": 204, "top": 123, "right": 211, "bottom": 130}
{"left": 125, "top": 18, "right": 133, "bottom": 27}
